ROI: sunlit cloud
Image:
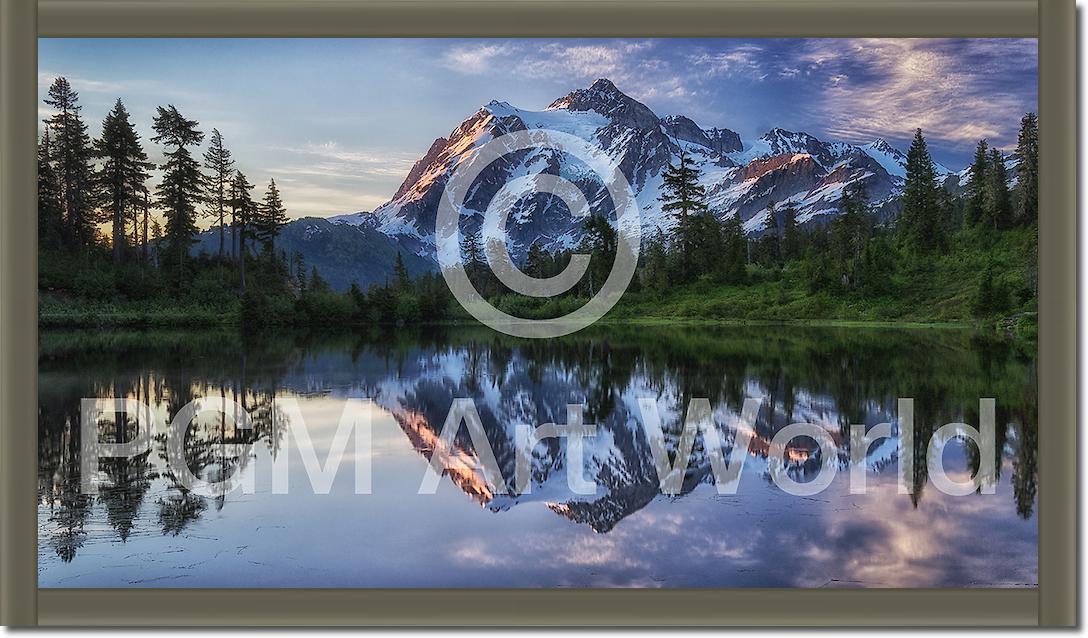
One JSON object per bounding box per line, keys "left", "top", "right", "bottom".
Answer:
{"left": 800, "top": 39, "right": 1037, "bottom": 147}
{"left": 274, "top": 141, "right": 419, "bottom": 179}
{"left": 441, "top": 44, "right": 515, "bottom": 74}
{"left": 40, "top": 38, "right": 1037, "bottom": 221}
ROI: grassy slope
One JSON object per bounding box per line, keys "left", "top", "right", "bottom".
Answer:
{"left": 40, "top": 227, "right": 1038, "bottom": 332}
{"left": 482, "top": 226, "right": 1038, "bottom": 331}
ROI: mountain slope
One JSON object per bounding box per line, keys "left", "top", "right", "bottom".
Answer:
{"left": 348, "top": 78, "right": 956, "bottom": 260}
{"left": 191, "top": 217, "right": 433, "bottom": 291}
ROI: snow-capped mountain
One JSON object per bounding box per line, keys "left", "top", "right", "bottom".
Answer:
{"left": 339, "top": 78, "right": 962, "bottom": 262}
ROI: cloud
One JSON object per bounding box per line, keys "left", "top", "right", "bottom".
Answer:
{"left": 273, "top": 141, "right": 418, "bottom": 179}
{"left": 799, "top": 39, "right": 1037, "bottom": 147}
{"left": 688, "top": 44, "right": 767, "bottom": 79}
{"left": 37, "top": 71, "right": 128, "bottom": 94}
{"left": 264, "top": 141, "right": 423, "bottom": 217}
{"left": 441, "top": 44, "right": 514, "bottom": 74}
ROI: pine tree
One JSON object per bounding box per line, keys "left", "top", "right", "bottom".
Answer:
{"left": 900, "top": 128, "right": 943, "bottom": 251}
{"left": 393, "top": 251, "right": 409, "bottom": 289}
{"left": 293, "top": 250, "right": 307, "bottom": 292}
{"left": 692, "top": 211, "right": 725, "bottom": 275}
{"left": 985, "top": 148, "right": 1012, "bottom": 230}
{"left": 581, "top": 213, "right": 618, "bottom": 296}
{"left": 150, "top": 218, "right": 163, "bottom": 264}
{"left": 831, "top": 184, "right": 871, "bottom": 289}
{"left": 660, "top": 145, "right": 709, "bottom": 282}
{"left": 202, "top": 128, "right": 234, "bottom": 268}
{"left": 780, "top": 202, "right": 802, "bottom": 262}
{"left": 140, "top": 187, "right": 151, "bottom": 263}
{"left": 254, "top": 178, "right": 288, "bottom": 253}
{"left": 37, "top": 130, "right": 65, "bottom": 249}
{"left": 229, "top": 170, "right": 256, "bottom": 293}
{"left": 640, "top": 229, "right": 669, "bottom": 293}
{"left": 525, "top": 241, "right": 548, "bottom": 278}
{"left": 720, "top": 214, "right": 747, "bottom": 284}
{"left": 309, "top": 265, "right": 328, "bottom": 293}
{"left": 964, "top": 139, "right": 990, "bottom": 227}
{"left": 151, "top": 105, "right": 205, "bottom": 277}
{"left": 1015, "top": 112, "right": 1038, "bottom": 225}
{"left": 44, "top": 77, "right": 98, "bottom": 250}
{"left": 95, "top": 99, "right": 151, "bottom": 264}
{"left": 461, "top": 228, "right": 484, "bottom": 271}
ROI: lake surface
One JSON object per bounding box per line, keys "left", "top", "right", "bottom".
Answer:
{"left": 38, "top": 325, "right": 1038, "bottom": 588}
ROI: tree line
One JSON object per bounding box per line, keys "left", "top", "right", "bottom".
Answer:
{"left": 39, "top": 77, "right": 288, "bottom": 291}
{"left": 474, "top": 112, "right": 1040, "bottom": 324}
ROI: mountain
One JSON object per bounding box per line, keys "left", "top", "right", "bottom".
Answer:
{"left": 347, "top": 78, "right": 964, "bottom": 263}
{"left": 191, "top": 216, "right": 433, "bottom": 291}
{"left": 196, "top": 79, "right": 973, "bottom": 291}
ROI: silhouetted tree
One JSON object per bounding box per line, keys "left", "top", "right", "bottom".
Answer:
{"left": 203, "top": 128, "right": 234, "bottom": 270}
{"left": 44, "top": 77, "right": 98, "bottom": 250}
{"left": 151, "top": 105, "right": 205, "bottom": 278}
{"left": 1015, "top": 112, "right": 1038, "bottom": 226}
{"left": 37, "top": 130, "right": 65, "bottom": 249}
{"left": 96, "top": 99, "right": 151, "bottom": 264}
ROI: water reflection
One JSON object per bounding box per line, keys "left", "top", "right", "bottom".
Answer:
{"left": 38, "top": 326, "right": 1038, "bottom": 587}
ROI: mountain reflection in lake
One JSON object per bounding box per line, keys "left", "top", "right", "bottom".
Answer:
{"left": 38, "top": 325, "right": 1037, "bottom": 588}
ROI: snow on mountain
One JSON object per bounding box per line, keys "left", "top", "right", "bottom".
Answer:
{"left": 332, "top": 78, "right": 964, "bottom": 263}
{"left": 328, "top": 210, "right": 376, "bottom": 227}
{"left": 363, "top": 341, "right": 894, "bottom": 532}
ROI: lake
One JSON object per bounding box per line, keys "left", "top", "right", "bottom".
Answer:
{"left": 38, "top": 324, "right": 1038, "bottom": 588}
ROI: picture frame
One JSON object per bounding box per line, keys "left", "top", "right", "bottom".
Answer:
{"left": 1, "top": 0, "right": 1075, "bottom": 626}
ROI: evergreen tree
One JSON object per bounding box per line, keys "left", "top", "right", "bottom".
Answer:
{"left": 830, "top": 184, "right": 871, "bottom": 289}
{"left": 393, "top": 251, "right": 410, "bottom": 289}
{"left": 37, "top": 130, "right": 65, "bottom": 249}
{"left": 229, "top": 170, "right": 257, "bottom": 293}
{"left": 202, "top": 128, "right": 234, "bottom": 268}
{"left": 639, "top": 229, "right": 669, "bottom": 293}
{"left": 985, "top": 148, "right": 1012, "bottom": 230}
{"left": 309, "top": 265, "right": 328, "bottom": 292}
{"left": 348, "top": 281, "right": 368, "bottom": 319}
{"left": 964, "top": 139, "right": 990, "bottom": 227}
{"left": 151, "top": 105, "right": 205, "bottom": 277}
{"left": 1015, "top": 112, "right": 1038, "bottom": 225}
{"left": 44, "top": 77, "right": 98, "bottom": 250}
{"left": 254, "top": 178, "right": 288, "bottom": 253}
{"left": 900, "top": 128, "right": 943, "bottom": 251}
{"left": 139, "top": 187, "right": 151, "bottom": 263}
{"left": 95, "top": 99, "right": 151, "bottom": 264}
{"left": 692, "top": 211, "right": 726, "bottom": 276}
{"left": 780, "top": 202, "right": 802, "bottom": 262}
{"left": 580, "top": 213, "right": 617, "bottom": 296}
{"left": 292, "top": 250, "right": 307, "bottom": 292}
{"left": 525, "top": 241, "right": 548, "bottom": 279}
{"left": 461, "top": 228, "right": 484, "bottom": 271}
{"left": 660, "top": 146, "right": 709, "bottom": 282}
{"left": 720, "top": 214, "right": 747, "bottom": 284}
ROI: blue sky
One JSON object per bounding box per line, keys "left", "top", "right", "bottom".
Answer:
{"left": 39, "top": 38, "right": 1037, "bottom": 219}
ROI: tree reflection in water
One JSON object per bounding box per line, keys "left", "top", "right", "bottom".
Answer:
{"left": 38, "top": 325, "right": 1037, "bottom": 569}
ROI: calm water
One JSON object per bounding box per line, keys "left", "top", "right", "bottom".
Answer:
{"left": 38, "top": 325, "right": 1038, "bottom": 588}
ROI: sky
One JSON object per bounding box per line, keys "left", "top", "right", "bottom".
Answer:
{"left": 39, "top": 38, "right": 1038, "bottom": 220}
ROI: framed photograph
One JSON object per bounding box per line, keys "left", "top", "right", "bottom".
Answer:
{"left": 1, "top": 0, "right": 1075, "bottom": 627}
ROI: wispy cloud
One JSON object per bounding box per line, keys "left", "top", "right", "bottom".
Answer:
{"left": 272, "top": 141, "right": 419, "bottom": 179}
{"left": 799, "top": 39, "right": 1037, "bottom": 147}
{"left": 688, "top": 44, "right": 767, "bottom": 79}
{"left": 441, "top": 44, "right": 515, "bottom": 74}
{"left": 38, "top": 71, "right": 129, "bottom": 94}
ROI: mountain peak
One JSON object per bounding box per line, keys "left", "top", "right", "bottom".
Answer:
{"left": 589, "top": 77, "right": 619, "bottom": 92}
{"left": 866, "top": 138, "right": 896, "bottom": 153}
{"left": 546, "top": 78, "right": 657, "bottom": 129}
